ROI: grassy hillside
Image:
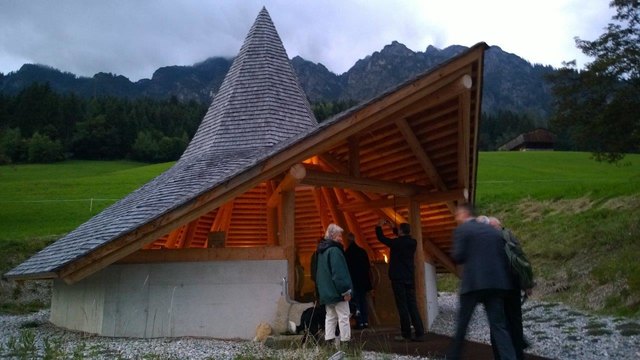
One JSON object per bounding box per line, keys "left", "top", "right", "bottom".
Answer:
{"left": 475, "top": 152, "right": 640, "bottom": 317}
{"left": 0, "top": 152, "right": 638, "bottom": 316}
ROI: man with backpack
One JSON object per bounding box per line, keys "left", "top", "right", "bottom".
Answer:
{"left": 447, "top": 204, "right": 517, "bottom": 360}
{"left": 489, "top": 216, "right": 534, "bottom": 360}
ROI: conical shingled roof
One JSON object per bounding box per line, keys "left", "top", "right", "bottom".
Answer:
{"left": 5, "top": 7, "right": 316, "bottom": 279}
{"left": 182, "top": 7, "right": 317, "bottom": 159}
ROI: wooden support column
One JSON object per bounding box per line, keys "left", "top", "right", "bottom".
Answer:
{"left": 266, "top": 181, "right": 278, "bottom": 246}
{"left": 409, "top": 198, "right": 427, "bottom": 327}
{"left": 281, "top": 189, "right": 296, "bottom": 297}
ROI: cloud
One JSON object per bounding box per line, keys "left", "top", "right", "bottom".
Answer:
{"left": 0, "top": 0, "right": 616, "bottom": 81}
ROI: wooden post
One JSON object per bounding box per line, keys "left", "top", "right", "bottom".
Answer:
{"left": 281, "top": 189, "right": 296, "bottom": 297}
{"left": 409, "top": 198, "right": 427, "bottom": 328}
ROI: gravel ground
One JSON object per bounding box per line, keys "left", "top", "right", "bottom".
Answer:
{"left": 430, "top": 292, "right": 640, "bottom": 359}
{"left": 1, "top": 292, "right": 638, "bottom": 359}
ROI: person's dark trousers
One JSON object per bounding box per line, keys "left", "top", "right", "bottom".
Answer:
{"left": 352, "top": 289, "right": 369, "bottom": 327}
{"left": 391, "top": 280, "right": 425, "bottom": 339}
{"left": 447, "top": 289, "right": 517, "bottom": 360}
{"left": 491, "top": 289, "right": 526, "bottom": 360}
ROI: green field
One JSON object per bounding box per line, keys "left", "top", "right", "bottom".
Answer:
{"left": 1, "top": 152, "right": 639, "bottom": 316}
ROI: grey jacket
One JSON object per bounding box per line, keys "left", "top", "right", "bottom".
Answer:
{"left": 453, "top": 219, "right": 517, "bottom": 294}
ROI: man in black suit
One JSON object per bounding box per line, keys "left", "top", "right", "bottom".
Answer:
{"left": 447, "top": 204, "right": 517, "bottom": 360}
{"left": 344, "top": 233, "right": 373, "bottom": 329}
{"left": 375, "top": 219, "right": 425, "bottom": 341}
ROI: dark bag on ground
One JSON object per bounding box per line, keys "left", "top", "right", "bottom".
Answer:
{"left": 502, "top": 229, "right": 535, "bottom": 290}
{"left": 297, "top": 304, "right": 326, "bottom": 343}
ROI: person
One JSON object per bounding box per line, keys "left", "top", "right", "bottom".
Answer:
{"left": 375, "top": 219, "right": 425, "bottom": 341}
{"left": 447, "top": 204, "right": 517, "bottom": 360}
{"left": 489, "top": 216, "right": 530, "bottom": 360}
{"left": 315, "top": 223, "right": 353, "bottom": 346}
{"left": 344, "top": 232, "right": 373, "bottom": 329}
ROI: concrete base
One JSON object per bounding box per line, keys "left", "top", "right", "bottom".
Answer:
{"left": 424, "top": 262, "right": 439, "bottom": 328}
{"left": 50, "top": 260, "right": 288, "bottom": 339}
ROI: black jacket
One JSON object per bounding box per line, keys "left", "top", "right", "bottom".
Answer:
{"left": 375, "top": 226, "right": 416, "bottom": 283}
{"left": 345, "top": 242, "right": 373, "bottom": 292}
{"left": 453, "top": 219, "right": 517, "bottom": 294}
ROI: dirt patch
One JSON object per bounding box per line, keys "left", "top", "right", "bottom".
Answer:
{"left": 517, "top": 197, "right": 595, "bottom": 222}
{"left": 599, "top": 195, "right": 640, "bottom": 211}
{"left": 0, "top": 278, "right": 51, "bottom": 313}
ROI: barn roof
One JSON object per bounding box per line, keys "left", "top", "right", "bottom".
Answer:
{"left": 5, "top": 8, "right": 487, "bottom": 283}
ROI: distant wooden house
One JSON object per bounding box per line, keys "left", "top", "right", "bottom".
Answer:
{"left": 499, "top": 128, "right": 556, "bottom": 151}
{"left": 5, "top": 8, "right": 487, "bottom": 339}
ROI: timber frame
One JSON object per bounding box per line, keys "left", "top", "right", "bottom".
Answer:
{"left": 50, "top": 43, "right": 486, "bottom": 286}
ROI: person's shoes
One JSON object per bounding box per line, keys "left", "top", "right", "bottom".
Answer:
{"left": 363, "top": 322, "right": 369, "bottom": 328}
{"left": 412, "top": 334, "right": 425, "bottom": 342}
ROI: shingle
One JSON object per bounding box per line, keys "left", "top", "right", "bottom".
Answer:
{"left": 5, "top": 7, "right": 317, "bottom": 278}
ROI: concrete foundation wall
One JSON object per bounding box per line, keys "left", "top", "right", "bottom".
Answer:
{"left": 424, "top": 262, "right": 439, "bottom": 328}
{"left": 51, "top": 260, "right": 287, "bottom": 339}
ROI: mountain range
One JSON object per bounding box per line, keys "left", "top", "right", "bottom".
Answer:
{"left": 0, "top": 42, "right": 557, "bottom": 120}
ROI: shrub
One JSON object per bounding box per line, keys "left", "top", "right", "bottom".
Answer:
{"left": 27, "top": 132, "right": 64, "bottom": 163}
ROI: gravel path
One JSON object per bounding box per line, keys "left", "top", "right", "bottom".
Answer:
{"left": 1, "top": 292, "right": 638, "bottom": 359}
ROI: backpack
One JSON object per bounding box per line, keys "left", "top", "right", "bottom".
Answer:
{"left": 502, "top": 229, "right": 535, "bottom": 290}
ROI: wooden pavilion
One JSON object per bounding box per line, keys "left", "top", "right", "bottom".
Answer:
{"left": 5, "top": 8, "right": 487, "bottom": 339}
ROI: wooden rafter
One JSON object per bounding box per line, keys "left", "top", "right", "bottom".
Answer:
{"left": 338, "top": 189, "right": 465, "bottom": 212}
{"left": 267, "top": 164, "right": 306, "bottom": 208}
{"left": 312, "top": 187, "right": 330, "bottom": 230}
{"left": 320, "top": 187, "right": 348, "bottom": 231}
{"left": 394, "top": 117, "right": 447, "bottom": 191}
{"left": 332, "top": 188, "right": 375, "bottom": 258}
{"left": 302, "top": 167, "right": 429, "bottom": 197}
{"left": 348, "top": 135, "right": 360, "bottom": 177}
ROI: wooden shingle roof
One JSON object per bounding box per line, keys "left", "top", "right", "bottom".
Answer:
{"left": 5, "top": 7, "right": 315, "bottom": 280}
{"left": 5, "top": 8, "right": 487, "bottom": 283}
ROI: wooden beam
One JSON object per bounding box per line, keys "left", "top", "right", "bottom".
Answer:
{"left": 394, "top": 117, "right": 447, "bottom": 191}
{"left": 179, "top": 219, "right": 199, "bottom": 248}
{"left": 164, "top": 225, "right": 185, "bottom": 249}
{"left": 320, "top": 187, "right": 348, "bottom": 232}
{"left": 302, "top": 167, "right": 428, "bottom": 197}
{"left": 116, "top": 247, "right": 286, "bottom": 263}
{"left": 56, "top": 50, "right": 485, "bottom": 284}
{"left": 333, "top": 188, "right": 374, "bottom": 258}
{"left": 281, "top": 189, "right": 296, "bottom": 297}
{"left": 266, "top": 164, "right": 306, "bottom": 208}
{"left": 423, "top": 237, "right": 458, "bottom": 275}
{"left": 266, "top": 182, "right": 277, "bottom": 246}
{"left": 348, "top": 136, "right": 360, "bottom": 177}
{"left": 459, "top": 88, "right": 472, "bottom": 191}
{"left": 409, "top": 198, "right": 427, "bottom": 327}
{"left": 312, "top": 188, "right": 330, "bottom": 230}
{"left": 339, "top": 188, "right": 465, "bottom": 212}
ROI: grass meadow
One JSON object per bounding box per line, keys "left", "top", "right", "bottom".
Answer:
{"left": 0, "top": 152, "right": 639, "bottom": 316}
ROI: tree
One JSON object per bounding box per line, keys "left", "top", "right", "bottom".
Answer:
{"left": 549, "top": 0, "right": 639, "bottom": 162}
{"left": 27, "top": 132, "right": 64, "bottom": 163}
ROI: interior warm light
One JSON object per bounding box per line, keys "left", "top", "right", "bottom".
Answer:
{"left": 383, "top": 254, "right": 388, "bottom": 263}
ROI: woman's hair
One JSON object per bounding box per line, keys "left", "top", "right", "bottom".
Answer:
{"left": 325, "top": 223, "right": 344, "bottom": 240}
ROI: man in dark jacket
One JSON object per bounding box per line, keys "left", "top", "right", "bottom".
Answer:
{"left": 344, "top": 233, "right": 373, "bottom": 329}
{"left": 375, "top": 219, "right": 425, "bottom": 341}
{"left": 447, "top": 204, "right": 517, "bottom": 360}
{"left": 315, "top": 223, "right": 353, "bottom": 345}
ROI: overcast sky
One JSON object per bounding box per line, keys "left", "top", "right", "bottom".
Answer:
{"left": 0, "top": 0, "right": 615, "bottom": 81}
